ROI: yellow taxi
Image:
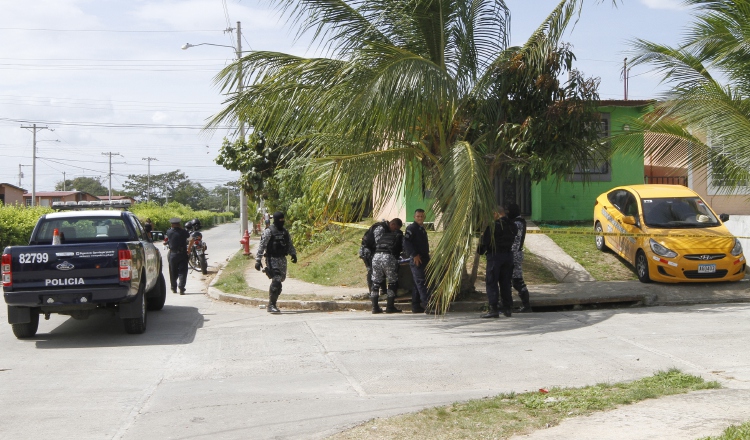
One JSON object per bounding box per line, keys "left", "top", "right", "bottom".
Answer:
{"left": 593, "top": 184, "right": 745, "bottom": 283}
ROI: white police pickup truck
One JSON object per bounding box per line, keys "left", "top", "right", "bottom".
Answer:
{"left": 2, "top": 206, "right": 165, "bottom": 338}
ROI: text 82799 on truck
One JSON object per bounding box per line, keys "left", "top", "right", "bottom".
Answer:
{"left": 2, "top": 207, "right": 166, "bottom": 338}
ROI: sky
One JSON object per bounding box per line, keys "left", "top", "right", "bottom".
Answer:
{"left": 0, "top": 0, "right": 695, "bottom": 195}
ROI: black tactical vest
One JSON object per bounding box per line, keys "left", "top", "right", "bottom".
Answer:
{"left": 267, "top": 225, "right": 290, "bottom": 257}
{"left": 375, "top": 228, "right": 400, "bottom": 254}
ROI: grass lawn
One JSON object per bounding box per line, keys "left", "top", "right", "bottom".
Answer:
{"left": 330, "top": 369, "right": 720, "bottom": 440}
{"left": 699, "top": 421, "right": 750, "bottom": 440}
{"left": 541, "top": 224, "right": 638, "bottom": 281}
{"left": 287, "top": 225, "right": 558, "bottom": 288}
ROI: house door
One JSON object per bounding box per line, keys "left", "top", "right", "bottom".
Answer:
{"left": 493, "top": 170, "right": 531, "bottom": 216}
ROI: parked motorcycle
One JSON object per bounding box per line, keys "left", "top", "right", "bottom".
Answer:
{"left": 185, "top": 219, "right": 208, "bottom": 275}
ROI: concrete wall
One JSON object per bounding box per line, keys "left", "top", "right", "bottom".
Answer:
{"left": 0, "top": 185, "right": 25, "bottom": 205}
{"left": 723, "top": 215, "right": 750, "bottom": 261}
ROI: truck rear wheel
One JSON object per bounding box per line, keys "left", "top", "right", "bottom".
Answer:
{"left": 123, "top": 282, "right": 147, "bottom": 334}
{"left": 147, "top": 272, "right": 167, "bottom": 311}
{"left": 12, "top": 310, "right": 39, "bottom": 339}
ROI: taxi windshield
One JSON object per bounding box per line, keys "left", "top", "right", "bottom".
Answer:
{"left": 641, "top": 197, "right": 719, "bottom": 228}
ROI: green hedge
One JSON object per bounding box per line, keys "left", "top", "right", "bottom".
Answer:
{"left": 0, "top": 202, "right": 234, "bottom": 251}
{"left": 130, "top": 202, "right": 235, "bottom": 232}
{"left": 0, "top": 204, "right": 54, "bottom": 249}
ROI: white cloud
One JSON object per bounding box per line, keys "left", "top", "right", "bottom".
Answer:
{"left": 640, "top": 0, "right": 685, "bottom": 10}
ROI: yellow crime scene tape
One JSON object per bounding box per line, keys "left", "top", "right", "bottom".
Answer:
{"left": 330, "top": 221, "right": 750, "bottom": 240}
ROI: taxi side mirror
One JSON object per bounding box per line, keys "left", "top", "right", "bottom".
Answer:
{"left": 622, "top": 215, "right": 637, "bottom": 226}
{"left": 720, "top": 214, "right": 729, "bottom": 222}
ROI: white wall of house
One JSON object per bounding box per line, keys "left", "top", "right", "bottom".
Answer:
{"left": 723, "top": 216, "right": 750, "bottom": 264}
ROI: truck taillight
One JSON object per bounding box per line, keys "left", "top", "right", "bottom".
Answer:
{"left": 2, "top": 253, "right": 11, "bottom": 287}
{"left": 118, "top": 250, "right": 132, "bottom": 282}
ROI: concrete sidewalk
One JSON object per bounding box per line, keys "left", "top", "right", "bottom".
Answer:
{"left": 212, "top": 238, "right": 750, "bottom": 313}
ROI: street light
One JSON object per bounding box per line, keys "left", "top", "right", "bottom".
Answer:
{"left": 182, "top": 22, "right": 249, "bottom": 237}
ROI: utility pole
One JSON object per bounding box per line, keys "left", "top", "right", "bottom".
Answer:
{"left": 101, "top": 152, "right": 121, "bottom": 202}
{"left": 17, "top": 164, "right": 30, "bottom": 187}
{"left": 236, "top": 21, "right": 249, "bottom": 236}
{"left": 62, "top": 171, "right": 66, "bottom": 191}
{"left": 20, "top": 123, "right": 51, "bottom": 206}
{"left": 622, "top": 58, "right": 631, "bottom": 101}
{"left": 142, "top": 157, "right": 158, "bottom": 202}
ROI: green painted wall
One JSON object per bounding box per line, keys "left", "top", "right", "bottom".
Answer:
{"left": 531, "top": 105, "right": 647, "bottom": 222}
{"left": 403, "top": 167, "right": 436, "bottom": 222}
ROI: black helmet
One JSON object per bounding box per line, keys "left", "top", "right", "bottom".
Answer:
{"left": 184, "top": 218, "right": 202, "bottom": 231}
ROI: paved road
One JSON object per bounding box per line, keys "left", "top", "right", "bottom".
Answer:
{"left": 1, "top": 222, "right": 750, "bottom": 439}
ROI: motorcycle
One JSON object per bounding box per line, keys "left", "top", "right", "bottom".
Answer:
{"left": 185, "top": 220, "right": 208, "bottom": 275}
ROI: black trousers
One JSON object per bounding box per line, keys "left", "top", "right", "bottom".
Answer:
{"left": 485, "top": 252, "right": 514, "bottom": 310}
{"left": 410, "top": 257, "right": 431, "bottom": 308}
{"left": 168, "top": 251, "right": 188, "bottom": 290}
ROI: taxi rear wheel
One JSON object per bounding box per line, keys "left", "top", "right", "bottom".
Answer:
{"left": 594, "top": 222, "right": 608, "bottom": 251}
{"left": 635, "top": 250, "right": 652, "bottom": 283}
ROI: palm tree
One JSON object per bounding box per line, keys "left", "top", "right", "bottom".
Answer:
{"left": 621, "top": 0, "right": 750, "bottom": 188}
{"left": 210, "top": 0, "right": 613, "bottom": 313}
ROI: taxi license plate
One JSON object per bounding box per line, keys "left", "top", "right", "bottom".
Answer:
{"left": 698, "top": 264, "right": 716, "bottom": 273}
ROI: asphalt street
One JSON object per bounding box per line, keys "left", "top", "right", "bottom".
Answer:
{"left": 1, "top": 221, "right": 750, "bottom": 439}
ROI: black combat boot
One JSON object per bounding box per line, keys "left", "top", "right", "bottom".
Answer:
{"left": 371, "top": 296, "right": 383, "bottom": 314}
{"left": 502, "top": 306, "right": 512, "bottom": 317}
{"left": 481, "top": 304, "right": 500, "bottom": 318}
{"left": 518, "top": 290, "right": 532, "bottom": 313}
{"left": 267, "top": 292, "right": 281, "bottom": 314}
{"left": 411, "top": 304, "right": 426, "bottom": 314}
{"left": 385, "top": 297, "right": 402, "bottom": 314}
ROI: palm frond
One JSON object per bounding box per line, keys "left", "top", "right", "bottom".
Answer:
{"left": 428, "top": 141, "right": 495, "bottom": 314}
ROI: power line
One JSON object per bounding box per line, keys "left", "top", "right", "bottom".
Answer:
{"left": 0, "top": 117, "right": 232, "bottom": 130}
{"left": 0, "top": 27, "right": 224, "bottom": 33}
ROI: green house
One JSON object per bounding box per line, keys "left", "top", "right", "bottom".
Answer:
{"left": 375, "top": 100, "right": 653, "bottom": 224}
{"left": 530, "top": 100, "right": 652, "bottom": 222}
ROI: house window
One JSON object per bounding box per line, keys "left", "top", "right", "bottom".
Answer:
{"left": 568, "top": 113, "right": 612, "bottom": 182}
{"left": 707, "top": 136, "right": 750, "bottom": 195}
{"left": 52, "top": 197, "right": 61, "bottom": 203}
{"left": 25, "top": 199, "right": 32, "bottom": 206}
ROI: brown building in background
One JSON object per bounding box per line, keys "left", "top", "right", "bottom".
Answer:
{"left": 0, "top": 183, "right": 26, "bottom": 205}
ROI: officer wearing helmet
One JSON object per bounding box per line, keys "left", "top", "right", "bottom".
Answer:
{"left": 254, "top": 212, "right": 297, "bottom": 314}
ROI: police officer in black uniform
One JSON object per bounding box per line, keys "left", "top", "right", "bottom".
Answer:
{"left": 479, "top": 206, "right": 517, "bottom": 318}
{"left": 369, "top": 218, "right": 404, "bottom": 314}
{"left": 165, "top": 217, "right": 193, "bottom": 295}
{"left": 404, "top": 208, "right": 432, "bottom": 313}
{"left": 255, "top": 212, "right": 297, "bottom": 314}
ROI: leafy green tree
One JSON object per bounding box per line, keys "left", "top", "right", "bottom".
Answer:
{"left": 55, "top": 177, "right": 108, "bottom": 195}
{"left": 123, "top": 170, "right": 190, "bottom": 204}
{"left": 211, "top": 0, "right": 614, "bottom": 312}
{"left": 215, "top": 132, "right": 281, "bottom": 199}
{"left": 620, "top": 0, "right": 750, "bottom": 187}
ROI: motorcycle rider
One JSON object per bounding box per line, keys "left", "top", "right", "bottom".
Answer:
{"left": 255, "top": 212, "right": 297, "bottom": 314}
{"left": 507, "top": 203, "right": 532, "bottom": 313}
{"left": 369, "top": 218, "right": 404, "bottom": 314}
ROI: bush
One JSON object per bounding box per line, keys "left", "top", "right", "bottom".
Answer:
{"left": 130, "top": 202, "right": 234, "bottom": 232}
{"left": 0, "top": 203, "right": 54, "bottom": 249}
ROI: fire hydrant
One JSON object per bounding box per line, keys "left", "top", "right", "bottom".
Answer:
{"left": 240, "top": 229, "right": 251, "bottom": 256}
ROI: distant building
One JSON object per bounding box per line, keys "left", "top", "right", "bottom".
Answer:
{"left": 97, "top": 195, "right": 137, "bottom": 205}
{"left": 0, "top": 183, "right": 26, "bottom": 205}
{"left": 23, "top": 191, "right": 99, "bottom": 207}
